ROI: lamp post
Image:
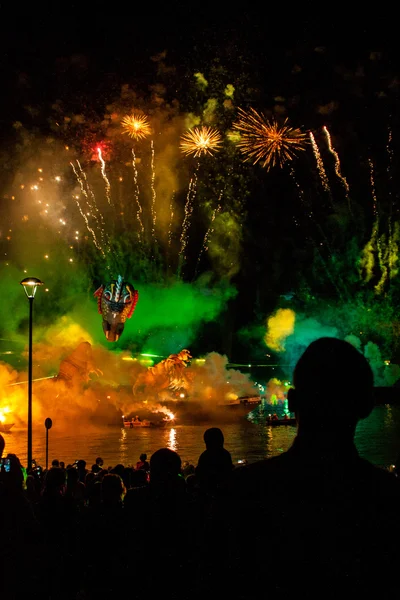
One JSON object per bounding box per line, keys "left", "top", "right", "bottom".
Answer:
{"left": 20, "top": 277, "right": 43, "bottom": 472}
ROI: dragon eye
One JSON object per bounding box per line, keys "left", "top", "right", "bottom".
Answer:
{"left": 123, "top": 295, "right": 131, "bottom": 304}
{"left": 104, "top": 292, "right": 112, "bottom": 300}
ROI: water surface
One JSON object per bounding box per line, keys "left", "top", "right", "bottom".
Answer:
{"left": 3, "top": 404, "right": 400, "bottom": 469}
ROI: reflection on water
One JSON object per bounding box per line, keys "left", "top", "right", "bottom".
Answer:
{"left": 119, "top": 427, "right": 128, "bottom": 465}
{"left": 168, "top": 428, "right": 177, "bottom": 452}
{"left": 2, "top": 404, "right": 400, "bottom": 468}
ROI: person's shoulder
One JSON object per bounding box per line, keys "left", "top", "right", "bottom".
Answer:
{"left": 359, "top": 459, "right": 400, "bottom": 493}
{"left": 195, "top": 450, "right": 208, "bottom": 464}
{"left": 229, "top": 454, "right": 288, "bottom": 487}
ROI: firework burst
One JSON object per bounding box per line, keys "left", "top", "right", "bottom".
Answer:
{"left": 121, "top": 113, "right": 152, "bottom": 140}
{"left": 180, "top": 126, "right": 222, "bottom": 157}
{"left": 233, "top": 108, "right": 308, "bottom": 170}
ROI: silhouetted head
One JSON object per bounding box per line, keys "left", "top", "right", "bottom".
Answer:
{"left": 131, "top": 468, "right": 148, "bottom": 487}
{"left": 43, "top": 466, "right": 67, "bottom": 496}
{"left": 51, "top": 459, "right": 60, "bottom": 468}
{"left": 139, "top": 453, "right": 147, "bottom": 462}
{"left": 0, "top": 434, "right": 4, "bottom": 458}
{"left": 101, "top": 473, "right": 126, "bottom": 504}
{"left": 204, "top": 427, "right": 224, "bottom": 450}
{"left": 150, "top": 448, "right": 182, "bottom": 485}
{"left": 288, "top": 337, "right": 374, "bottom": 437}
{"left": 67, "top": 466, "right": 79, "bottom": 485}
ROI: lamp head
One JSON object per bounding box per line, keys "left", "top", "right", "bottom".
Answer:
{"left": 20, "top": 277, "right": 44, "bottom": 299}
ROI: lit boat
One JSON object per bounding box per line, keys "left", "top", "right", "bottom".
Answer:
{"left": 220, "top": 395, "right": 262, "bottom": 410}
{"left": 123, "top": 418, "right": 168, "bottom": 429}
{"left": 0, "top": 422, "right": 14, "bottom": 434}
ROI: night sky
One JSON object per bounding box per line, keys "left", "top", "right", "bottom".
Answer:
{"left": 1, "top": 6, "right": 400, "bottom": 370}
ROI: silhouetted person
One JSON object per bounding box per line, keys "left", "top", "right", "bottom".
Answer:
{"left": 76, "top": 459, "right": 88, "bottom": 483}
{"left": 195, "top": 427, "right": 233, "bottom": 497}
{"left": 91, "top": 456, "right": 103, "bottom": 473}
{"left": 138, "top": 449, "right": 191, "bottom": 598}
{"left": 203, "top": 337, "right": 400, "bottom": 598}
{"left": 0, "top": 453, "right": 43, "bottom": 598}
{"left": 136, "top": 452, "right": 150, "bottom": 472}
{"left": 82, "top": 474, "right": 129, "bottom": 597}
{"left": 66, "top": 466, "right": 86, "bottom": 507}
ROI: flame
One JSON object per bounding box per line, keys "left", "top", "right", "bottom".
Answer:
{"left": 0, "top": 405, "right": 11, "bottom": 423}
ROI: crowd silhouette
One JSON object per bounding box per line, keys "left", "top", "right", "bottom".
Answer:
{"left": 1, "top": 337, "right": 400, "bottom": 599}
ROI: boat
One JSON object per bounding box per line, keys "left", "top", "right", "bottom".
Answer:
{"left": 221, "top": 395, "right": 262, "bottom": 410}
{"left": 123, "top": 418, "right": 168, "bottom": 429}
{"left": 266, "top": 417, "right": 296, "bottom": 426}
{"left": 0, "top": 422, "right": 14, "bottom": 434}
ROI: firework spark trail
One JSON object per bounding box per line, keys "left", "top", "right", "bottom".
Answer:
{"left": 290, "top": 167, "right": 345, "bottom": 301}
{"left": 309, "top": 132, "right": 331, "bottom": 195}
{"left": 322, "top": 127, "right": 350, "bottom": 192}
{"left": 368, "top": 158, "right": 387, "bottom": 293}
{"left": 386, "top": 126, "right": 394, "bottom": 285}
{"left": 70, "top": 162, "right": 105, "bottom": 256}
{"left": 194, "top": 196, "right": 222, "bottom": 278}
{"left": 167, "top": 193, "right": 175, "bottom": 251}
{"left": 150, "top": 140, "right": 158, "bottom": 244}
{"left": 368, "top": 158, "right": 378, "bottom": 219}
{"left": 322, "top": 126, "right": 355, "bottom": 219}
{"left": 72, "top": 161, "right": 108, "bottom": 250}
{"left": 97, "top": 148, "right": 112, "bottom": 206}
{"left": 131, "top": 148, "right": 144, "bottom": 241}
{"left": 77, "top": 161, "right": 107, "bottom": 233}
{"left": 178, "top": 170, "right": 198, "bottom": 277}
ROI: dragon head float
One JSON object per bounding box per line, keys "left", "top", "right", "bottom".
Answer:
{"left": 94, "top": 275, "right": 139, "bottom": 342}
{"left": 175, "top": 349, "right": 193, "bottom": 366}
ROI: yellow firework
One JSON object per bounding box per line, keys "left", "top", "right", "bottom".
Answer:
{"left": 121, "top": 113, "right": 151, "bottom": 140}
{"left": 233, "top": 107, "right": 308, "bottom": 170}
{"left": 180, "top": 126, "right": 222, "bottom": 157}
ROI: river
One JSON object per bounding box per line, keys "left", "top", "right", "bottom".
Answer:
{"left": 2, "top": 402, "right": 400, "bottom": 470}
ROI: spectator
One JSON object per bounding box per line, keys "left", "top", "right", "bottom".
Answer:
{"left": 182, "top": 460, "right": 195, "bottom": 478}
{"left": 101, "top": 473, "right": 126, "bottom": 507}
{"left": 91, "top": 456, "right": 103, "bottom": 473}
{"left": 209, "top": 337, "right": 400, "bottom": 597}
{"left": 195, "top": 427, "right": 233, "bottom": 497}
{"left": 66, "top": 466, "right": 86, "bottom": 507}
{"left": 76, "top": 459, "right": 88, "bottom": 483}
{"left": 0, "top": 452, "right": 42, "bottom": 597}
{"left": 136, "top": 452, "right": 150, "bottom": 472}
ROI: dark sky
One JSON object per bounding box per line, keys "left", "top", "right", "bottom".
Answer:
{"left": 0, "top": 6, "right": 398, "bottom": 110}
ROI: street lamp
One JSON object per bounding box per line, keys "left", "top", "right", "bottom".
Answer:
{"left": 20, "top": 277, "right": 43, "bottom": 472}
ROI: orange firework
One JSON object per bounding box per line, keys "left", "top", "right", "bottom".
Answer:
{"left": 233, "top": 107, "right": 308, "bottom": 170}
{"left": 180, "top": 126, "right": 222, "bottom": 157}
{"left": 121, "top": 113, "right": 151, "bottom": 140}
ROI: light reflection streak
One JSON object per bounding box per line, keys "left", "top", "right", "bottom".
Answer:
{"left": 119, "top": 427, "right": 128, "bottom": 463}
{"left": 167, "top": 428, "right": 177, "bottom": 452}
